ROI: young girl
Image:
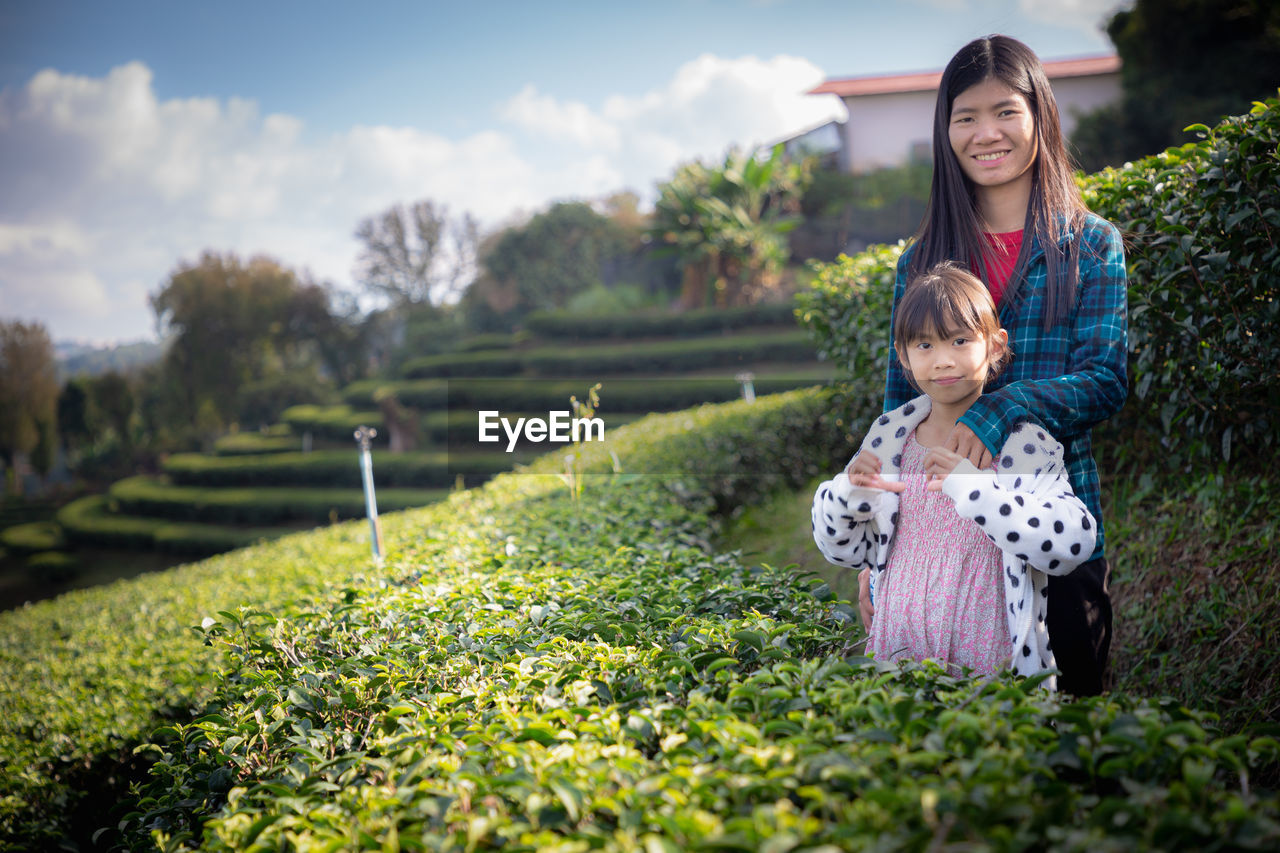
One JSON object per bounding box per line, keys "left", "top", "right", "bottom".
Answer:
{"left": 854, "top": 35, "right": 1127, "bottom": 695}
{"left": 813, "top": 262, "right": 1096, "bottom": 690}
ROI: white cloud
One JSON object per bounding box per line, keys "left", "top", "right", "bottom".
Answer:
{"left": 0, "top": 55, "right": 845, "bottom": 343}
{"left": 1017, "top": 0, "right": 1129, "bottom": 35}
{"left": 503, "top": 53, "right": 846, "bottom": 196}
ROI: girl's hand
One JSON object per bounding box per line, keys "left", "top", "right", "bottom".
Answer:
{"left": 945, "top": 422, "right": 993, "bottom": 470}
{"left": 923, "top": 446, "right": 965, "bottom": 492}
{"left": 847, "top": 450, "right": 907, "bottom": 493}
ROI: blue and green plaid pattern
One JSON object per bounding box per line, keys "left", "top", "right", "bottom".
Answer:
{"left": 884, "top": 213, "right": 1128, "bottom": 561}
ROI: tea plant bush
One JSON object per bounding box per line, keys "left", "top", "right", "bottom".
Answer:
{"left": 344, "top": 376, "right": 823, "bottom": 412}
{"left": 523, "top": 302, "right": 796, "bottom": 340}
{"left": 161, "top": 449, "right": 518, "bottom": 489}
{"left": 108, "top": 477, "right": 448, "bottom": 525}
{"left": 4, "top": 389, "right": 1278, "bottom": 849}
{"left": 1082, "top": 95, "right": 1280, "bottom": 465}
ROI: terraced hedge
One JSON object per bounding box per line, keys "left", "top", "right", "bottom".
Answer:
{"left": 108, "top": 476, "right": 448, "bottom": 525}
{"left": 343, "top": 375, "right": 822, "bottom": 412}
{"left": 3, "top": 389, "right": 1278, "bottom": 850}
{"left": 522, "top": 302, "right": 797, "bottom": 340}
{"left": 56, "top": 495, "right": 301, "bottom": 555}
{"left": 162, "top": 449, "right": 522, "bottom": 489}
{"left": 400, "top": 329, "right": 815, "bottom": 380}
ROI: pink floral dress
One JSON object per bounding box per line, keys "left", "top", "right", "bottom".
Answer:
{"left": 868, "top": 431, "right": 1010, "bottom": 675}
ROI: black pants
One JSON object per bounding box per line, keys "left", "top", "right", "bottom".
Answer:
{"left": 1047, "top": 557, "right": 1112, "bottom": 696}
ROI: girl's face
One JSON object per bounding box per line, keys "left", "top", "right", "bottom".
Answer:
{"left": 948, "top": 77, "right": 1037, "bottom": 198}
{"left": 899, "top": 325, "right": 1008, "bottom": 410}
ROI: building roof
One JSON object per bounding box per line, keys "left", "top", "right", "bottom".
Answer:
{"left": 809, "top": 54, "right": 1120, "bottom": 98}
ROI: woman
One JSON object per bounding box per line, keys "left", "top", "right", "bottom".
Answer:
{"left": 853, "top": 35, "right": 1128, "bottom": 695}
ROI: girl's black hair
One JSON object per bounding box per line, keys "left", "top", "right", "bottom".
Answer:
{"left": 908, "top": 34, "right": 1087, "bottom": 328}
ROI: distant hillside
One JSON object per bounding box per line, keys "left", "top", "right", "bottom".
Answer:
{"left": 56, "top": 338, "right": 165, "bottom": 378}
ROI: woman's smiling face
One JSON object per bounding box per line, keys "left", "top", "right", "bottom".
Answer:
{"left": 948, "top": 77, "right": 1038, "bottom": 196}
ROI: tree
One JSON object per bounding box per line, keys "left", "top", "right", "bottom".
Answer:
{"left": 86, "top": 371, "right": 135, "bottom": 450}
{"left": 354, "top": 200, "right": 479, "bottom": 307}
{"left": 466, "top": 202, "right": 635, "bottom": 326}
{"left": 1072, "top": 0, "right": 1280, "bottom": 170}
{"left": 150, "top": 252, "right": 356, "bottom": 432}
{"left": 649, "top": 145, "right": 808, "bottom": 308}
{"left": 0, "top": 320, "right": 59, "bottom": 495}
{"left": 57, "top": 379, "right": 93, "bottom": 456}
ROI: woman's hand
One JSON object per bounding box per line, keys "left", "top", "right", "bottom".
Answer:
{"left": 944, "top": 422, "right": 992, "bottom": 470}
{"left": 857, "top": 568, "right": 873, "bottom": 631}
{"left": 923, "top": 446, "right": 965, "bottom": 492}
{"left": 847, "top": 450, "right": 906, "bottom": 493}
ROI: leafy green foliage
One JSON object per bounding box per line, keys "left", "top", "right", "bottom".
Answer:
{"left": 0, "top": 320, "right": 58, "bottom": 489}
{"left": 1104, "top": 468, "right": 1280, "bottom": 735}
{"left": 650, "top": 145, "right": 807, "bottom": 308}
{"left": 401, "top": 330, "right": 814, "bottom": 381}
{"left": 1071, "top": 0, "right": 1280, "bottom": 171}
{"left": 55, "top": 495, "right": 300, "bottom": 555}
{"left": 342, "top": 376, "right": 822, "bottom": 413}
{"left": 107, "top": 476, "right": 447, "bottom": 525}
{"left": 0, "top": 521, "right": 64, "bottom": 555}
{"left": 523, "top": 302, "right": 796, "bottom": 340}
{"left": 793, "top": 243, "right": 904, "bottom": 446}
{"left": 1083, "top": 97, "right": 1280, "bottom": 465}
{"left": 467, "top": 202, "right": 635, "bottom": 326}
{"left": 2, "top": 389, "right": 1279, "bottom": 849}
{"left": 161, "top": 449, "right": 519, "bottom": 489}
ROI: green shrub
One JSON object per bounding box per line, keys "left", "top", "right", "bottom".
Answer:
{"left": 522, "top": 329, "right": 816, "bottom": 377}
{"left": 400, "top": 350, "right": 525, "bottom": 379}
{"left": 794, "top": 242, "right": 903, "bottom": 439}
{"left": 55, "top": 495, "right": 299, "bottom": 555}
{"left": 345, "top": 376, "right": 816, "bottom": 413}
{"left": 211, "top": 432, "right": 299, "bottom": 456}
{"left": 0, "top": 521, "right": 65, "bottom": 555}
{"left": 108, "top": 476, "right": 447, "bottom": 525}
{"left": 162, "top": 449, "right": 523, "bottom": 489}
{"left": 1082, "top": 96, "right": 1280, "bottom": 465}
{"left": 454, "top": 333, "right": 515, "bottom": 352}
{"left": 24, "top": 550, "right": 80, "bottom": 584}
{"left": 522, "top": 302, "right": 797, "bottom": 340}
{"left": 279, "top": 404, "right": 386, "bottom": 443}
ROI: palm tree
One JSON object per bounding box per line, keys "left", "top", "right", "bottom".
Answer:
{"left": 650, "top": 145, "right": 807, "bottom": 308}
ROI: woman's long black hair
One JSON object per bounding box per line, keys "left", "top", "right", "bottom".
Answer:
{"left": 908, "top": 34, "right": 1087, "bottom": 328}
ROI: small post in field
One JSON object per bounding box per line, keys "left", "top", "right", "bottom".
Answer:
{"left": 736, "top": 371, "right": 756, "bottom": 404}
{"left": 353, "top": 425, "right": 384, "bottom": 566}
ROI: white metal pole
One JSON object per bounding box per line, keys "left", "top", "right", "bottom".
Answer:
{"left": 354, "top": 426, "right": 384, "bottom": 566}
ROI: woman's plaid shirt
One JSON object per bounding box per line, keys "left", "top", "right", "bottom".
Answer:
{"left": 884, "top": 213, "right": 1128, "bottom": 562}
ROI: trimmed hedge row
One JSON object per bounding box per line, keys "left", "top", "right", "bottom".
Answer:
{"left": 161, "top": 449, "right": 526, "bottom": 489}
{"left": 0, "top": 522, "right": 64, "bottom": 556}
{"left": 400, "top": 330, "right": 816, "bottom": 380}
{"left": 211, "top": 433, "right": 300, "bottom": 456}
{"left": 343, "top": 375, "right": 820, "bottom": 412}
{"left": 278, "top": 404, "right": 386, "bottom": 444}
{"left": 55, "top": 495, "right": 300, "bottom": 555}
{"left": 108, "top": 476, "right": 448, "bottom": 525}
{"left": 521, "top": 301, "right": 797, "bottom": 340}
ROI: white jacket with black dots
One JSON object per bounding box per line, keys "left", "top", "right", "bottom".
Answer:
{"left": 811, "top": 394, "right": 1097, "bottom": 689}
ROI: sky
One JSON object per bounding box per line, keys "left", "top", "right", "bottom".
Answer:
{"left": 0, "top": 0, "right": 1126, "bottom": 345}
